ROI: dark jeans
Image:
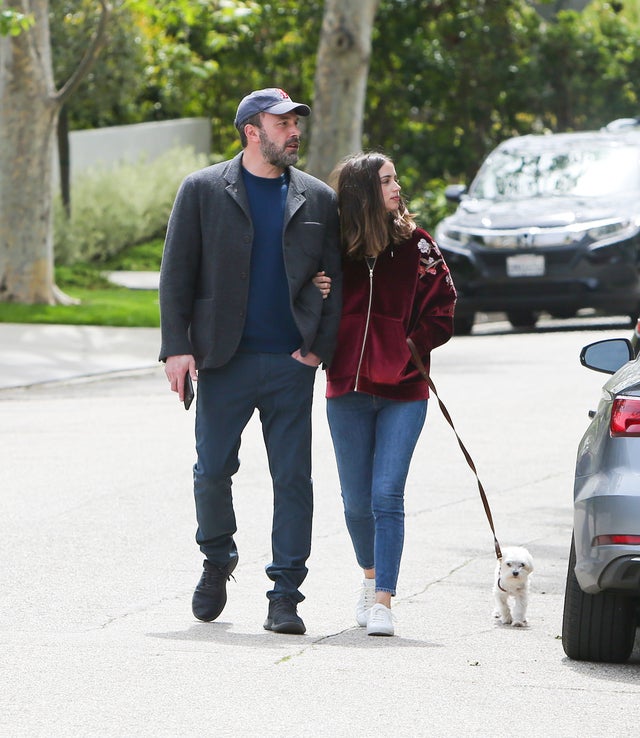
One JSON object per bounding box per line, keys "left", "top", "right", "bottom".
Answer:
{"left": 193, "top": 352, "right": 317, "bottom": 602}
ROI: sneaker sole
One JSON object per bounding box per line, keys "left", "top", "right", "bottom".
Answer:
{"left": 367, "top": 628, "right": 394, "bottom": 636}
{"left": 192, "top": 609, "right": 220, "bottom": 623}
{"left": 263, "top": 619, "right": 306, "bottom": 635}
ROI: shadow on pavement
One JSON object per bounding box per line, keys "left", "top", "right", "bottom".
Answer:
{"left": 148, "top": 624, "right": 441, "bottom": 649}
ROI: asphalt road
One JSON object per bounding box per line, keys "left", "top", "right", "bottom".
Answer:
{"left": 1, "top": 318, "right": 639, "bottom": 737}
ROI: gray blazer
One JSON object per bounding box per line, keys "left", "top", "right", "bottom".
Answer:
{"left": 159, "top": 152, "right": 342, "bottom": 368}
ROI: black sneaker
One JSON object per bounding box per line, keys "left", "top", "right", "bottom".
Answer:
{"left": 263, "top": 597, "right": 306, "bottom": 635}
{"left": 192, "top": 557, "right": 238, "bottom": 622}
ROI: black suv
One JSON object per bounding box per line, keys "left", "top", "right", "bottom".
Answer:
{"left": 435, "top": 126, "right": 640, "bottom": 334}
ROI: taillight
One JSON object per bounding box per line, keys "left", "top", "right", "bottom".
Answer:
{"left": 593, "top": 535, "right": 640, "bottom": 546}
{"left": 610, "top": 397, "right": 640, "bottom": 436}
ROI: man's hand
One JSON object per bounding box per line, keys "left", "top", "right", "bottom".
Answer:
{"left": 165, "top": 354, "right": 197, "bottom": 401}
{"left": 291, "top": 349, "right": 321, "bottom": 367}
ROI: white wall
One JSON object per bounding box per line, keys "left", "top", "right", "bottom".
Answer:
{"left": 57, "top": 117, "right": 211, "bottom": 183}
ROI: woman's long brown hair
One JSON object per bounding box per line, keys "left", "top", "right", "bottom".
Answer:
{"left": 332, "top": 152, "right": 416, "bottom": 260}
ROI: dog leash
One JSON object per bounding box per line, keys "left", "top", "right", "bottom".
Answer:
{"left": 407, "top": 338, "right": 502, "bottom": 561}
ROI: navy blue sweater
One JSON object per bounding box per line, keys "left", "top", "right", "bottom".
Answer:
{"left": 239, "top": 168, "right": 302, "bottom": 353}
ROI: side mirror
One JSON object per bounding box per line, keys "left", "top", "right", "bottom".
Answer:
{"left": 580, "top": 338, "right": 634, "bottom": 375}
{"left": 444, "top": 184, "right": 467, "bottom": 203}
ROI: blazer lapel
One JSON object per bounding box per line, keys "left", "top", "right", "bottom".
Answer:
{"left": 224, "top": 153, "right": 252, "bottom": 220}
{"left": 285, "top": 168, "right": 306, "bottom": 228}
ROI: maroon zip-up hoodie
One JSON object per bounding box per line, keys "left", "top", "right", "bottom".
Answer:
{"left": 326, "top": 228, "right": 457, "bottom": 401}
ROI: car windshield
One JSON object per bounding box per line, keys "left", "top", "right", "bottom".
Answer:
{"left": 469, "top": 143, "right": 640, "bottom": 200}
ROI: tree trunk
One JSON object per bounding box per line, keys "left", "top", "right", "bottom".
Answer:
{"left": 0, "top": 0, "right": 60, "bottom": 304}
{"left": 0, "top": 0, "right": 109, "bottom": 304}
{"left": 306, "top": 0, "right": 380, "bottom": 183}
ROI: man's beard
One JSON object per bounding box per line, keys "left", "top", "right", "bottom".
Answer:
{"left": 259, "top": 130, "right": 299, "bottom": 168}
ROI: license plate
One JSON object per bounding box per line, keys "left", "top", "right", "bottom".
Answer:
{"left": 506, "top": 253, "right": 545, "bottom": 277}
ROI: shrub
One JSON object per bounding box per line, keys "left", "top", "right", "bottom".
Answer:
{"left": 54, "top": 146, "right": 209, "bottom": 266}
{"left": 408, "top": 178, "right": 459, "bottom": 234}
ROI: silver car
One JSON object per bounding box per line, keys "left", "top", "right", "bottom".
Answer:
{"left": 562, "top": 337, "right": 640, "bottom": 662}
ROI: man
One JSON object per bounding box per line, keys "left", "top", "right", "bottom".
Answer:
{"left": 159, "top": 88, "right": 342, "bottom": 635}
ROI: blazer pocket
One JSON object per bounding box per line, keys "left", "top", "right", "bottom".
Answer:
{"left": 300, "top": 222, "right": 326, "bottom": 258}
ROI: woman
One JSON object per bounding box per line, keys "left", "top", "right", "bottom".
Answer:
{"left": 322, "top": 152, "right": 456, "bottom": 636}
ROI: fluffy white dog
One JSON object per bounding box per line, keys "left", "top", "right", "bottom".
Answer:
{"left": 493, "top": 546, "right": 534, "bottom": 627}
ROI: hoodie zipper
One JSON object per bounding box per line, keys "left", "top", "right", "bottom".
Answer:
{"left": 354, "top": 256, "right": 376, "bottom": 391}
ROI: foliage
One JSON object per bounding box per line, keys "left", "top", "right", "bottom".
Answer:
{"left": 360, "top": 0, "right": 640, "bottom": 189}
{"left": 101, "top": 238, "right": 164, "bottom": 270}
{"left": 50, "top": 1, "right": 323, "bottom": 143}
{"left": 54, "top": 146, "right": 209, "bottom": 265}
{"left": 122, "top": 0, "right": 324, "bottom": 159}
{"left": 43, "top": 0, "right": 640, "bottom": 245}
{"left": 535, "top": 3, "right": 640, "bottom": 131}
{"left": 103, "top": 0, "right": 640, "bottom": 188}
{"left": 367, "top": 0, "right": 542, "bottom": 185}
{"left": 50, "top": 0, "right": 148, "bottom": 128}
{"left": 0, "top": 5, "right": 34, "bottom": 36}
{"left": 408, "top": 179, "right": 457, "bottom": 234}
{"left": 55, "top": 262, "right": 113, "bottom": 289}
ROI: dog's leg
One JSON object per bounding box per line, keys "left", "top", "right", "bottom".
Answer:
{"left": 510, "top": 590, "right": 528, "bottom": 627}
{"left": 493, "top": 589, "right": 512, "bottom": 624}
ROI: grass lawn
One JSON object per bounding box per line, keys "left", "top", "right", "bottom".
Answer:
{"left": 0, "top": 287, "right": 160, "bottom": 327}
{"left": 0, "top": 240, "right": 163, "bottom": 327}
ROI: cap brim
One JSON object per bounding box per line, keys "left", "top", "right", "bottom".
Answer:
{"left": 264, "top": 101, "right": 311, "bottom": 116}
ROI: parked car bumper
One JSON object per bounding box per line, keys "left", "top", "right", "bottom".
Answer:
{"left": 574, "top": 487, "right": 640, "bottom": 593}
{"left": 441, "top": 236, "right": 640, "bottom": 319}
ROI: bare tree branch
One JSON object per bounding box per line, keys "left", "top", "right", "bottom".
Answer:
{"left": 55, "top": 0, "right": 112, "bottom": 106}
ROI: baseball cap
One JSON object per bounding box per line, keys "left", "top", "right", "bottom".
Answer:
{"left": 234, "top": 88, "right": 311, "bottom": 129}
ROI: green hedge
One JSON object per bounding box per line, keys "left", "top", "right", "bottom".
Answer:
{"left": 54, "top": 146, "right": 210, "bottom": 266}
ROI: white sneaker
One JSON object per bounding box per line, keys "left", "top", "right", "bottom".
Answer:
{"left": 366, "top": 603, "right": 395, "bottom": 636}
{"left": 355, "top": 579, "right": 376, "bottom": 627}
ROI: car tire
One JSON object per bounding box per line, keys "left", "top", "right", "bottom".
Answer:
{"left": 562, "top": 534, "right": 637, "bottom": 663}
{"left": 507, "top": 310, "right": 538, "bottom": 329}
{"left": 453, "top": 315, "right": 474, "bottom": 335}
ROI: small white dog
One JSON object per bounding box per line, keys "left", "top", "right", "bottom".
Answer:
{"left": 493, "top": 546, "right": 534, "bottom": 627}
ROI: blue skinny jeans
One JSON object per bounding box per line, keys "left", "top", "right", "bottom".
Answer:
{"left": 326, "top": 392, "right": 427, "bottom": 595}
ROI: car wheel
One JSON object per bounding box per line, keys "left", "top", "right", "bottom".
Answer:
{"left": 562, "top": 534, "right": 637, "bottom": 663}
{"left": 453, "top": 314, "right": 474, "bottom": 335}
{"left": 506, "top": 310, "right": 538, "bottom": 329}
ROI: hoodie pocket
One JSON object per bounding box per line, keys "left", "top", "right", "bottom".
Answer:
{"left": 362, "top": 315, "right": 412, "bottom": 384}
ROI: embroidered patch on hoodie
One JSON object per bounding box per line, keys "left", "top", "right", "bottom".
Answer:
{"left": 417, "top": 236, "right": 444, "bottom": 279}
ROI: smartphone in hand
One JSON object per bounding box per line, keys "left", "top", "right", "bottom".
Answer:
{"left": 184, "top": 373, "right": 195, "bottom": 410}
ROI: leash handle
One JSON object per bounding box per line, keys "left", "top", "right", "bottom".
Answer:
{"left": 407, "top": 338, "right": 502, "bottom": 560}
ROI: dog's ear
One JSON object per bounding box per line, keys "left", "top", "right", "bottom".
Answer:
{"left": 523, "top": 558, "right": 534, "bottom": 573}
